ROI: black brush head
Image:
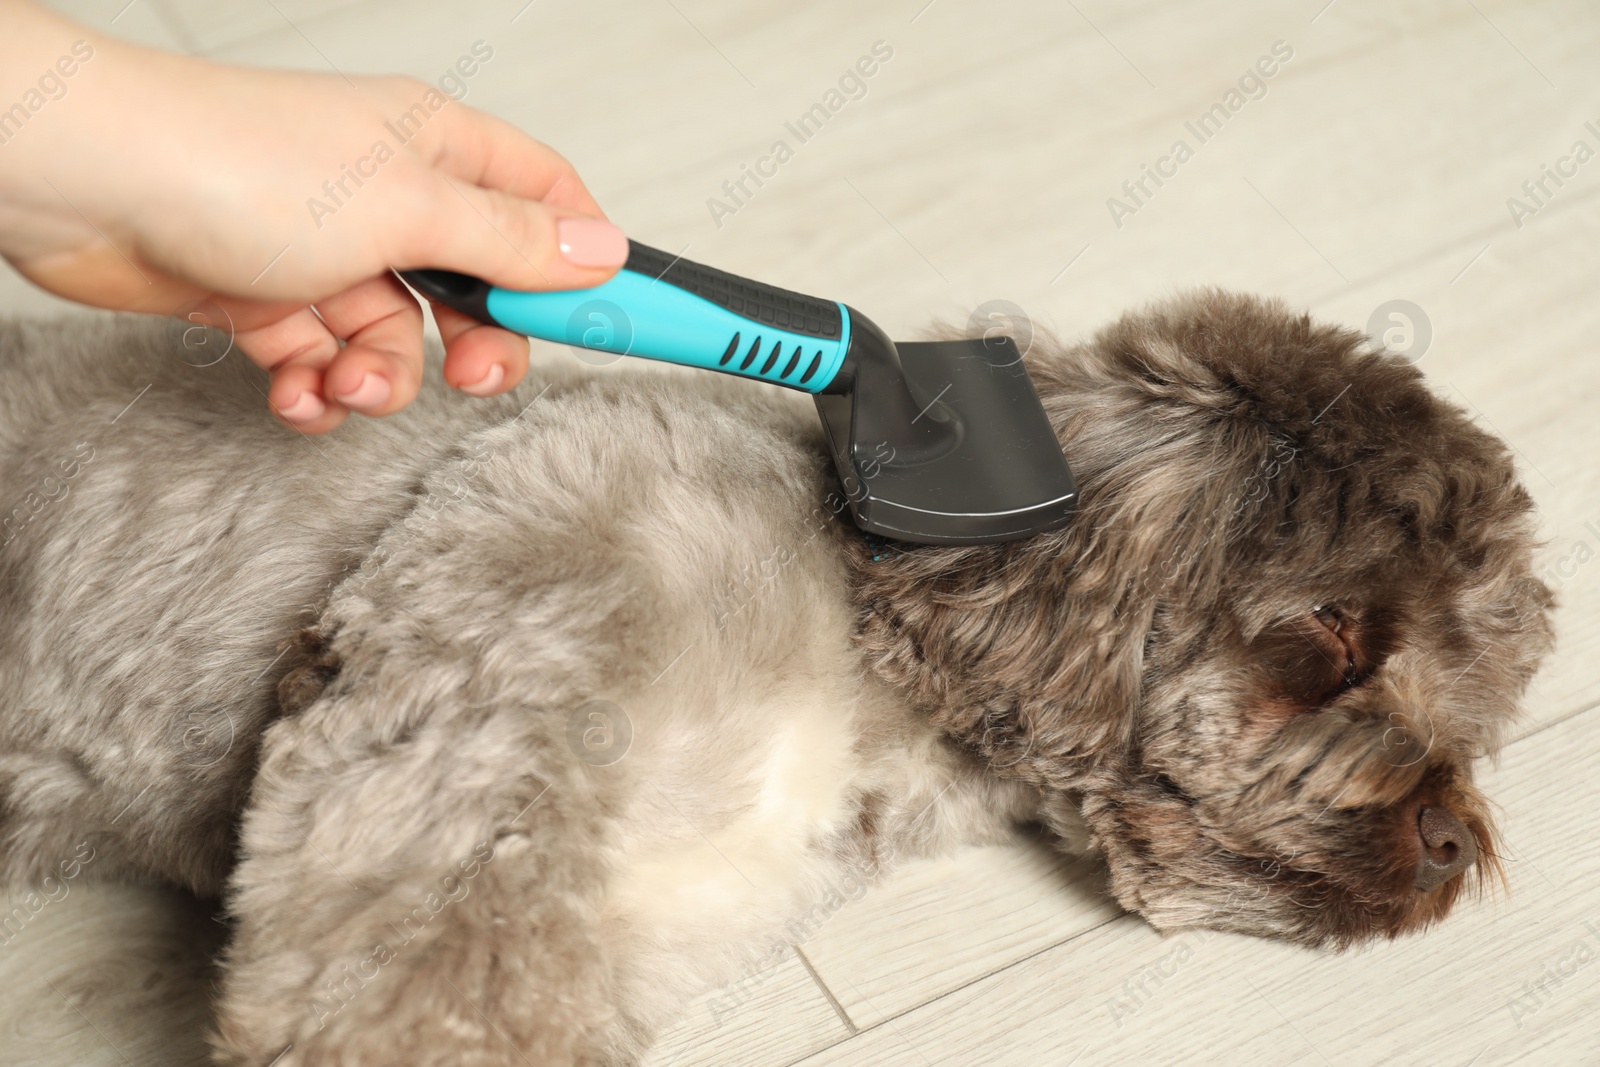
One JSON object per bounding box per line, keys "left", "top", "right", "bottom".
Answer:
{"left": 813, "top": 312, "right": 1077, "bottom": 545}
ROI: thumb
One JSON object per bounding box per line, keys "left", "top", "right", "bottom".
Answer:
{"left": 402, "top": 179, "right": 629, "bottom": 292}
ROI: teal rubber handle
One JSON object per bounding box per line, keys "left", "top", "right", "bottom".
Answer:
{"left": 401, "top": 242, "right": 853, "bottom": 394}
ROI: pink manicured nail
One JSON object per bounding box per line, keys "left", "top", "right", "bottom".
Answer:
{"left": 278, "top": 390, "right": 325, "bottom": 423}
{"left": 334, "top": 372, "right": 391, "bottom": 411}
{"left": 458, "top": 363, "right": 505, "bottom": 397}
{"left": 557, "top": 218, "right": 628, "bottom": 268}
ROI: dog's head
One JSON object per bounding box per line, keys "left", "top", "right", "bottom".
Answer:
{"left": 846, "top": 291, "right": 1554, "bottom": 948}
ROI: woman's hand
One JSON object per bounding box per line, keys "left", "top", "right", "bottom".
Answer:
{"left": 0, "top": 1, "right": 626, "bottom": 432}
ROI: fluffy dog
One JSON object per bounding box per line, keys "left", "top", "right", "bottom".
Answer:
{"left": 0, "top": 291, "right": 1553, "bottom": 1065}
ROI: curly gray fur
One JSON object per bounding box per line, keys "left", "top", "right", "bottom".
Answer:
{"left": 0, "top": 292, "right": 1553, "bottom": 1064}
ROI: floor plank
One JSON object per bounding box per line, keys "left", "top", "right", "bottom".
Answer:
{"left": 0, "top": 883, "right": 223, "bottom": 1067}
{"left": 800, "top": 836, "right": 1119, "bottom": 1028}
{"left": 642, "top": 950, "right": 850, "bottom": 1067}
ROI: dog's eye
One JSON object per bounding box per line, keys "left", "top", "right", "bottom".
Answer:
{"left": 1311, "top": 605, "right": 1361, "bottom": 694}
{"left": 1255, "top": 604, "right": 1379, "bottom": 709}
{"left": 1312, "top": 604, "right": 1343, "bottom": 636}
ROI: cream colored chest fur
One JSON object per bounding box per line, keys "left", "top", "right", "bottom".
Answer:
{"left": 591, "top": 502, "right": 1038, "bottom": 1031}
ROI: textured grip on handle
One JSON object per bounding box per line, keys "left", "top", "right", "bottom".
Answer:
{"left": 623, "top": 242, "right": 843, "bottom": 342}
{"left": 400, "top": 243, "right": 853, "bottom": 394}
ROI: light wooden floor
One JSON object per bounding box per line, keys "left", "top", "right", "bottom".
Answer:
{"left": 4, "top": 1, "right": 1599, "bottom": 1064}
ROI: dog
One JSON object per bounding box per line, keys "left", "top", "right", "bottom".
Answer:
{"left": 0, "top": 291, "right": 1554, "bottom": 1065}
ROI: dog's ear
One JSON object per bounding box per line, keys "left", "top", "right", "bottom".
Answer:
{"left": 845, "top": 293, "right": 1376, "bottom": 786}
{"left": 842, "top": 337, "right": 1263, "bottom": 787}
{"left": 843, "top": 455, "right": 1236, "bottom": 787}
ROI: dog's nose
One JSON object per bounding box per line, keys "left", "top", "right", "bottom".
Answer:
{"left": 1415, "top": 806, "right": 1477, "bottom": 890}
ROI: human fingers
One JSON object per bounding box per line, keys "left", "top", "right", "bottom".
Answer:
{"left": 236, "top": 306, "right": 349, "bottom": 432}
{"left": 414, "top": 98, "right": 608, "bottom": 218}
{"left": 429, "top": 302, "right": 530, "bottom": 397}
{"left": 311, "top": 273, "right": 428, "bottom": 418}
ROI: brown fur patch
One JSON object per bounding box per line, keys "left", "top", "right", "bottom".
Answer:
{"left": 843, "top": 290, "right": 1553, "bottom": 947}
{"left": 275, "top": 626, "right": 342, "bottom": 717}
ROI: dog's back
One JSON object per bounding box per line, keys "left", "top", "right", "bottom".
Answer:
{"left": 0, "top": 316, "right": 463, "bottom": 890}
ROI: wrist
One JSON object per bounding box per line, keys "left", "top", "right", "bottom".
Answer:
{"left": 0, "top": 1, "right": 113, "bottom": 156}
{"left": 0, "top": 7, "right": 176, "bottom": 268}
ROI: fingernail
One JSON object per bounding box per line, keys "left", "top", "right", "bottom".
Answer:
{"left": 334, "top": 372, "right": 391, "bottom": 411}
{"left": 458, "top": 363, "right": 505, "bottom": 397}
{"left": 278, "top": 390, "right": 326, "bottom": 423}
{"left": 557, "top": 217, "right": 628, "bottom": 268}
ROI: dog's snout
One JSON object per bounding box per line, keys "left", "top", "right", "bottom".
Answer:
{"left": 1415, "top": 806, "right": 1477, "bottom": 891}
